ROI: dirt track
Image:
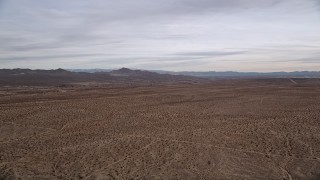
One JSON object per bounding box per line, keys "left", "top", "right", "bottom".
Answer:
{"left": 1, "top": 79, "right": 320, "bottom": 179}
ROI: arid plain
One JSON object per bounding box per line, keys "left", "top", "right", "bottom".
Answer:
{"left": 1, "top": 78, "right": 320, "bottom": 179}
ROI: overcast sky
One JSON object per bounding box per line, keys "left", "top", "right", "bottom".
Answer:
{"left": 0, "top": 0, "right": 319, "bottom": 72}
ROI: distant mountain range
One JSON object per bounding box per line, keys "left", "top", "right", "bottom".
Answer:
{"left": 0, "top": 68, "right": 208, "bottom": 86}
{"left": 69, "top": 68, "right": 320, "bottom": 78}
{"left": 67, "top": 69, "right": 112, "bottom": 73}
{"left": 154, "top": 70, "right": 320, "bottom": 78}
{"left": 1, "top": 68, "right": 319, "bottom": 87}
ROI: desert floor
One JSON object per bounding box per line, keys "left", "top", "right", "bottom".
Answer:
{"left": 1, "top": 79, "right": 320, "bottom": 179}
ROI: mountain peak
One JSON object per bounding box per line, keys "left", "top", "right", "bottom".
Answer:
{"left": 117, "top": 67, "right": 132, "bottom": 72}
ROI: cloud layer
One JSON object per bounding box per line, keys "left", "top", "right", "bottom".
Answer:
{"left": 0, "top": 0, "right": 319, "bottom": 71}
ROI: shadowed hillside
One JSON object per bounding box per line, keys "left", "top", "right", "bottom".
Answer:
{"left": 0, "top": 68, "right": 209, "bottom": 87}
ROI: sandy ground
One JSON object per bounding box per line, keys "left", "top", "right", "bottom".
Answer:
{"left": 1, "top": 79, "right": 320, "bottom": 179}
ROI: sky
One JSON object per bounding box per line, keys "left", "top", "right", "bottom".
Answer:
{"left": 0, "top": 0, "right": 319, "bottom": 72}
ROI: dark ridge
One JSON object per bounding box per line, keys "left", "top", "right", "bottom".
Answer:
{"left": 0, "top": 68, "right": 209, "bottom": 87}
{"left": 68, "top": 69, "right": 320, "bottom": 78}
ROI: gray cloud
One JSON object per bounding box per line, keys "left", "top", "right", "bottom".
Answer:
{"left": 0, "top": 0, "right": 319, "bottom": 71}
{"left": 174, "top": 51, "right": 246, "bottom": 57}
{"left": 0, "top": 53, "right": 108, "bottom": 61}
{"left": 279, "top": 57, "right": 320, "bottom": 64}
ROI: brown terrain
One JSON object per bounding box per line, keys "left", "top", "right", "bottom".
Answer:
{"left": 1, "top": 69, "right": 320, "bottom": 179}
